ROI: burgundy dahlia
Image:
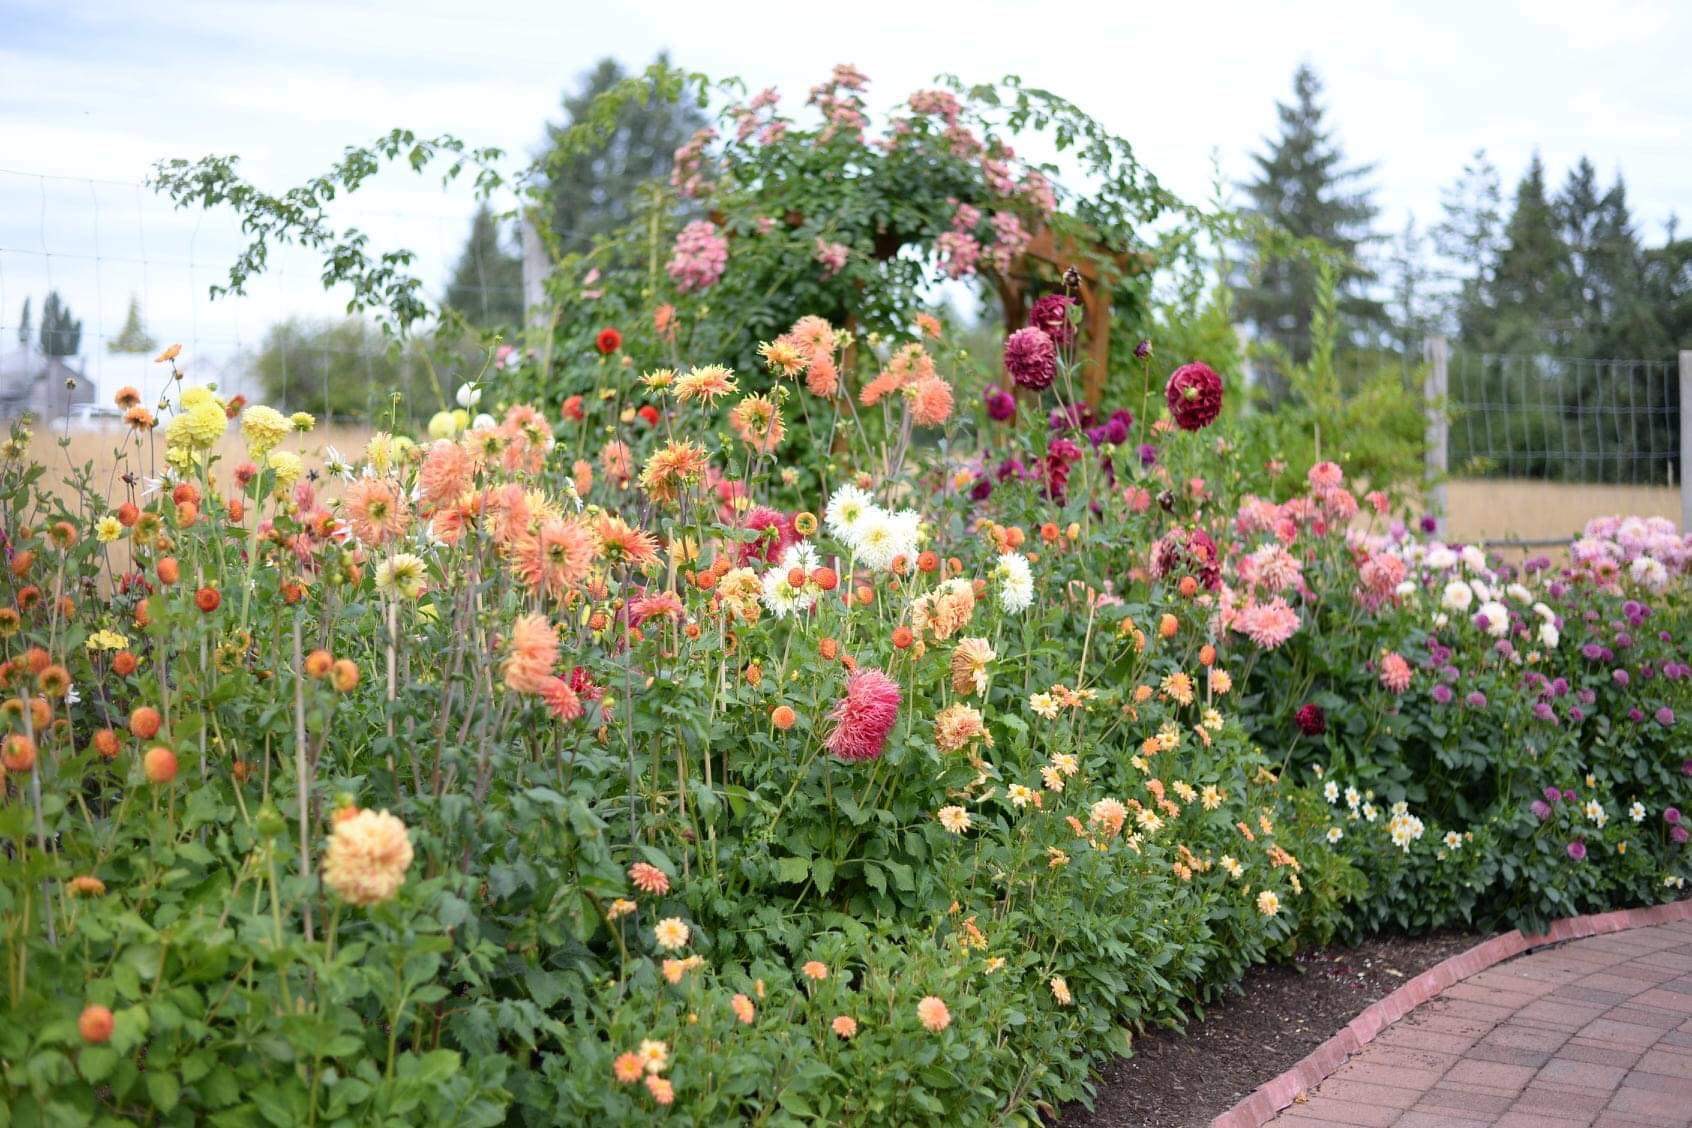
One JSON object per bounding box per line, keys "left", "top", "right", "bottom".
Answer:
{"left": 983, "top": 386, "right": 1016, "bottom": 422}
{"left": 1150, "top": 526, "right": 1223, "bottom": 590}
{"left": 826, "top": 668, "right": 902, "bottom": 762}
{"left": 1294, "top": 703, "right": 1326, "bottom": 735}
{"left": 1029, "top": 294, "right": 1076, "bottom": 346}
{"left": 1165, "top": 361, "right": 1223, "bottom": 431}
{"left": 1004, "top": 327, "right": 1057, "bottom": 391}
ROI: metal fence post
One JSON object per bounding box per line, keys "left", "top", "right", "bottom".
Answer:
{"left": 1680, "top": 350, "right": 1692, "bottom": 532}
{"left": 1424, "top": 336, "right": 1449, "bottom": 537}
{"left": 520, "top": 211, "right": 549, "bottom": 331}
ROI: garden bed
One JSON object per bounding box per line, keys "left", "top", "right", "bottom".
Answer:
{"left": 1063, "top": 930, "right": 1484, "bottom": 1128}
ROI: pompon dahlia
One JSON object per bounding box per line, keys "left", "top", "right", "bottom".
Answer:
{"left": 1165, "top": 362, "right": 1223, "bottom": 431}
{"left": 322, "top": 809, "right": 414, "bottom": 906}
{"left": 1028, "top": 293, "right": 1076, "bottom": 346}
{"left": 1294, "top": 702, "right": 1326, "bottom": 735}
{"left": 1003, "top": 327, "right": 1057, "bottom": 391}
{"left": 826, "top": 667, "right": 901, "bottom": 762}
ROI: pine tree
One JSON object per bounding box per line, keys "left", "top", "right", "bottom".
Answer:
{"left": 1433, "top": 150, "right": 1504, "bottom": 341}
{"left": 16, "top": 298, "right": 31, "bottom": 347}
{"left": 1386, "top": 216, "right": 1438, "bottom": 354}
{"left": 1485, "top": 155, "right": 1574, "bottom": 353}
{"left": 1236, "top": 64, "right": 1383, "bottom": 398}
{"left": 109, "top": 295, "right": 158, "bottom": 354}
{"left": 542, "top": 54, "right": 707, "bottom": 255}
{"left": 443, "top": 205, "right": 525, "bottom": 330}
{"left": 38, "top": 291, "right": 82, "bottom": 357}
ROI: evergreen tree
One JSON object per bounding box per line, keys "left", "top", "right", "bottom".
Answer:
{"left": 1484, "top": 155, "right": 1574, "bottom": 353}
{"left": 443, "top": 205, "right": 525, "bottom": 330}
{"left": 16, "top": 298, "right": 31, "bottom": 348}
{"left": 38, "top": 291, "right": 82, "bottom": 357}
{"left": 109, "top": 294, "right": 158, "bottom": 354}
{"left": 1386, "top": 215, "right": 1438, "bottom": 354}
{"left": 541, "top": 54, "right": 707, "bottom": 255}
{"left": 1433, "top": 150, "right": 1504, "bottom": 340}
{"left": 1236, "top": 64, "right": 1383, "bottom": 398}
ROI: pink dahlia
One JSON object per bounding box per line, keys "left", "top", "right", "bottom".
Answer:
{"left": 738, "top": 506, "right": 796, "bottom": 565}
{"left": 1003, "top": 327, "right": 1056, "bottom": 391}
{"left": 1029, "top": 294, "right": 1076, "bottom": 346}
{"left": 1165, "top": 362, "right": 1223, "bottom": 431}
{"left": 825, "top": 668, "right": 901, "bottom": 762}
{"left": 1379, "top": 652, "right": 1412, "bottom": 694}
{"left": 1233, "top": 598, "right": 1300, "bottom": 650}
{"left": 667, "top": 220, "right": 728, "bottom": 293}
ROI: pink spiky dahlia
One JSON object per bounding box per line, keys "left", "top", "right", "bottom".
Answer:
{"left": 825, "top": 668, "right": 901, "bottom": 762}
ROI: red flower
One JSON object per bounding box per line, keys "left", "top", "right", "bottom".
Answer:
{"left": 1028, "top": 294, "right": 1076, "bottom": 346}
{"left": 1165, "top": 362, "right": 1223, "bottom": 431}
{"left": 1294, "top": 703, "right": 1326, "bottom": 735}
{"left": 194, "top": 586, "right": 221, "bottom": 613}
{"left": 595, "top": 327, "right": 622, "bottom": 354}
{"left": 562, "top": 394, "right": 584, "bottom": 422}
{"left": 637, "top": 404, "right": 660, "bottom": 427}
{"left": 1003, "top": 327, "right": 1056, "bottom": 391}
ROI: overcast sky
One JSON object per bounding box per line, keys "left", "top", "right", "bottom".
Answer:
{"left": 2, "top": 0, "right": 1688, "bottom": 400}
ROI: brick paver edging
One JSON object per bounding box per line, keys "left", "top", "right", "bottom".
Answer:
{"left": 1211, "top": 898, "right": 1692, "bottom": 1128}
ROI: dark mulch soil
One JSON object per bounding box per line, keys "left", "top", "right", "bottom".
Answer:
{"left": 1061, "top": 930, "right": 1487, "bottom": 1128}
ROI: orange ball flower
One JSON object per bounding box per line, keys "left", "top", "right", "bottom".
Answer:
{"left": 1158, "top": 613, "right": 1178, "bottom": 639}
{"left": 112, "top": 651, "right": 138, "bottom": 677}
{"left": 157, "top": 557, "right": 180, "bottom": 586}
{"left": 92, "top": 728, "right": 119, "bottom": 759}
{"left": 811, "top": 566, "right": 838, "bottom": 591}
{"left": 771, "top": 705, "right": 797, "bottom": 731}
{"left": 195, "top": 587, "right": 221, "bottom": 613}
{"left": 2, "top": 734, "right": 36, "bottom": 772}
{"left": 143, "top": 746, "right": 178, "bottom": 784}
{"left": 330, "top": 659, "right": 360, "bottom": 693}
{"left": 129, "top": 706, "right": 161, "bottom": 740}
{"left": 78, "top": 1005, "right": 114, "bottom": 1044}
{"left": 304, "top": 650, "right": 334, "bottom": 679}
{"left": 892, "top": 627, "right": 914, "bottom": 650}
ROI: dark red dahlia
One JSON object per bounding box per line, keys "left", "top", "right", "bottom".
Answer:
{"left": 1003, "top": 327, "right": 1056, "bottom": 391}
{"left": 1294, "top": 703, "right": 1326, "bottom": 736}
{"left": 1028, "top": 293, "right": 1076, "bottom": 346}
{"left": 595, "top": 326, "right": 623, "bottom": 354}
{"left": 1165, "top": 362, "right": 1223, "bottom": 431}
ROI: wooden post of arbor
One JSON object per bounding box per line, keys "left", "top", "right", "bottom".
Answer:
{"left": 986, "top": 227, "right": 1137, "bottom": 406}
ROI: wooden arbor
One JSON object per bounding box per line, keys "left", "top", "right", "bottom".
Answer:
{"left": 984, "top": 227, "right": 1148, "bottom": 406}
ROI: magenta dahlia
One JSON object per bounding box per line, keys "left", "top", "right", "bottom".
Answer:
{"left": 1028, "top": 294, "right": 1076, "bottom": 346}
{"left": 826, "top": 668, "right": 902, "bottom": 762}
{"left": 1165, "top": 362, "right": 1223, "bottom": 431}
{"left": 1004, "top": 327, "right": 1056, "bottom": 391}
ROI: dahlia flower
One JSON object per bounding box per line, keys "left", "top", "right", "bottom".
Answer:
{"left": 323, "top": 809, "right": 414, "bottom": 906}
{"left": 1003, "top": 327, "right": 1056, "bottom": 390}
{"left": 916, "top": 996, "right": 951, "bottom": 1032}
{"left": 1029, "top": 293, "right": 1076, "bottom": 346}
{"left": 995, "top": 551, "right": 1034, "bottom": 613}
{"left": 1165, "top": 362, "right": 1223, "bottom": 430}
{"left": 825, "top": 668, "right": 901, "bottom": 762}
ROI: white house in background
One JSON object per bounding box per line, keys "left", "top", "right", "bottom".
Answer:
{"left": 0, "top": 344, "right": 97, "bottom": 421}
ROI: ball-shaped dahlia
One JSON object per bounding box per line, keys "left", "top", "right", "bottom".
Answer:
{"left": 1003, "top": 327, "right": 1057, "bottom": 391}
{"left": 1028, "top": 294, "right": 1076, "bottom": 346}
{"left": 1294, "top": 703, "right": 1326, "bottom": 736}
{"left": 1165, "top": 362, "right": 1223, "bottom": 430}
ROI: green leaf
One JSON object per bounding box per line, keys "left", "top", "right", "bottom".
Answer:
{"left": 775, "top": 856, "right": 810, "bottom": 884}
{"left": 146, "top": 1070, "right": 181, "bottom": 1112}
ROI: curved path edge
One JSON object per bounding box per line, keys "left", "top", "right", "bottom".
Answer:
{"left": 1211, "top": 898, "right": 1692, "bottom": 1128}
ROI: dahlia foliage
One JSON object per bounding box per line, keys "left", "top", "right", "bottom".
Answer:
{"left": 6, "top": 68, "right": 1689, "bottom": 1128}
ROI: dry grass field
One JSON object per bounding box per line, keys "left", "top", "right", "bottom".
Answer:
{"left": 1444, "top": 478, "right": 1681, "bottom": 546}
{"left": 17, "top": 422, "right": 378, "bottom": 510}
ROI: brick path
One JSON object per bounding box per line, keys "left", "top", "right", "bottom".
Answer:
{"left": 1266, "top": 920, "right": 1692, "bottom": 1127}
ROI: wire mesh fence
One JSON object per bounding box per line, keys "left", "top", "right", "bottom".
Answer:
{"left": 1447, "top": 348, "right": 1682, "bottom": 487}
